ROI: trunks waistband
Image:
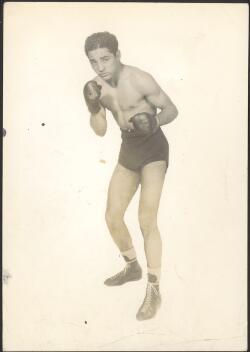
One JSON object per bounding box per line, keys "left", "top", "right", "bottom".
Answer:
{"left": 120, "top": 128, "right": 160, "bottom": 139}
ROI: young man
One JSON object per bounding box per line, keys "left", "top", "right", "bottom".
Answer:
{"left": 83, "top": 32, "right": 178, "bottom": 321}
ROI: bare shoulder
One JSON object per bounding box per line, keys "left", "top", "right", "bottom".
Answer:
{"left": 125, "top": 65, "right": 153, "bottom": 80}
{"left": 125, "top": 65, "right": 158, "bottom": 92}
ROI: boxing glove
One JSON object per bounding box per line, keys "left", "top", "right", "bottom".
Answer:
{"left": 83, "top": 80, "right": 102, "bottom": 114}
{"left": 129, "top": 112, "right": 159, "bottom": 135}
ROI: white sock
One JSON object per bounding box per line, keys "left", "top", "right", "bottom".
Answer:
{"left": 148, "top": 267, "right": 161, "bottom": 284}
{"left": 121, "top": 247, "right": 137, "bottom": 263}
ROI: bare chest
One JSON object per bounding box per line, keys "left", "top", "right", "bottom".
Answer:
{"left": 100, "top": 80, "right": 143, "bottom": 114}
{"left": 96, "top": 72, "right": 155, "bottom": 129}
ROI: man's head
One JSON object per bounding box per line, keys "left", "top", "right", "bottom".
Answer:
{"left": 85, "top": 32, "right": 118, "bottom": 56}
{"left": 85, "top": 32, "right": 121, "bottom": 81}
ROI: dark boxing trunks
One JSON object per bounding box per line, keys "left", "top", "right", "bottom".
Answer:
{"left": 118, "top": 127, "right": 169, "bottom": 171}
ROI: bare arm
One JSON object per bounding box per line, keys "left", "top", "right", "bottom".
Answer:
{"left": 134, "top": 71, "right": 178, "bottom": 126}
{"left": 89, "top": 106, "right": 107, "bottom": 137}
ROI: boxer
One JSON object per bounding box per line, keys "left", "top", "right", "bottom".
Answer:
{"left": 83, "top": 32, "right": 178, "bottom": 320}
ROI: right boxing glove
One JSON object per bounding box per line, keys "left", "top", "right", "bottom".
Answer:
{"left": 83, "top": 80, "right": 102, "bottom": 114}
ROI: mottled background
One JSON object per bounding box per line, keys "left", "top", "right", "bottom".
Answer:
{"left": 3, "top": 3, "right": 248, "bottom": 351}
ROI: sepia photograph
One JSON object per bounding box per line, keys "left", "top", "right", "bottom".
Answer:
{"left": 2, "top": 2, "right": 248, "bottom": 351}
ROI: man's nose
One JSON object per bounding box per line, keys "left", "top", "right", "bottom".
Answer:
{"left": 97, "top": 62, "right": 105, "bottom": 72}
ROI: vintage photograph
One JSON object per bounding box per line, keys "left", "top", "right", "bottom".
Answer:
{"left": 3, "top": 2, "right": 248, "bottom": 351}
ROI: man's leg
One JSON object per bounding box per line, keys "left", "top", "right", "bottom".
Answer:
{"left": 104, "top": 163, "right": 142, "bottom": 286}
{"left": 136, "top": 160, "right": 167, "bottom": 320}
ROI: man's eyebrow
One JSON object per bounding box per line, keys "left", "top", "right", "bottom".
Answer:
{"left": 89, "top": 56, "right": 110, "bottom": 61}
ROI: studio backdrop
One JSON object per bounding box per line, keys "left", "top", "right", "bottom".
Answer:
{"left": 3, "top": 3, "right": 248, "bottom": 351}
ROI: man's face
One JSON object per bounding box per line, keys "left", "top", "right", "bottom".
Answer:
{"left": 87, "top": 47, "right": 120, "bottom": 81}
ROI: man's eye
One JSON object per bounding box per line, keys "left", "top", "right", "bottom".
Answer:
{"left": 103, "top": 57, "right": 110, "bottom": 62}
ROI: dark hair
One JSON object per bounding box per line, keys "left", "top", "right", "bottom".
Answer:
{"left": 84, "top": 31, "right": 119, "bottom": 56}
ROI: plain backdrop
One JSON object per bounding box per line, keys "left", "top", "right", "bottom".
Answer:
{"left": 3, "top": 3, "right": 248, "bottom": 351}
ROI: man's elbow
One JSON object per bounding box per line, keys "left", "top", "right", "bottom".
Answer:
{"left": 96, "top": 129, "right": 106, "bottom": 137}
{"left": 91, "top": 125, "right": 107, "bottom": 137}
{"left": 90, "top": 119, "right": 107, "bottom": 137}
{"left": 170, "top": 105, "right": 178, "bottom": 122}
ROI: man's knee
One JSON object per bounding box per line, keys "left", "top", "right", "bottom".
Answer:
{"left": 105, "top": 208, "right": 124, "bottom": 231}
{"left": 138, "top": 210, "right": 158, "bottom": 237}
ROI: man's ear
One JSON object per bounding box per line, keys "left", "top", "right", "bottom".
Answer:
{"left": 116, "top": 50, "right": 121, "bottom": 60}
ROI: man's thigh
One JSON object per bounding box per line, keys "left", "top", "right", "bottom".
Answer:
{"left": 106, "top": 163, "right": 140, "bottom": 214}
{"left": 139, "top": 161, "right": 167, "bottom": 215}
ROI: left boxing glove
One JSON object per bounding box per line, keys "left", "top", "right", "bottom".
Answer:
{"left": 83, "top": 80, "right": 102, "bottom": 114}
{"left": 129, "top": 112, "right": 159, "bottom": 135}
